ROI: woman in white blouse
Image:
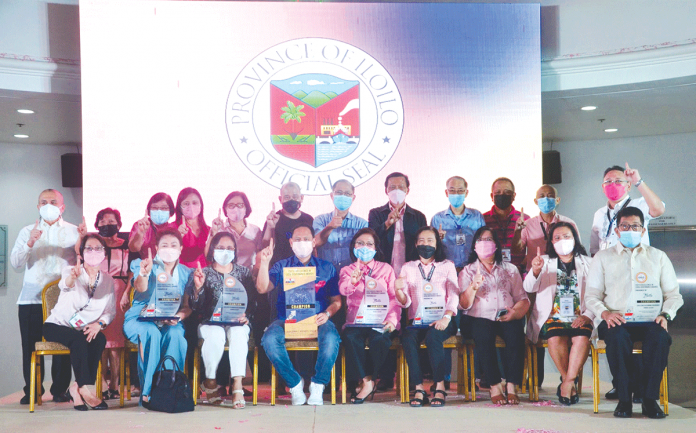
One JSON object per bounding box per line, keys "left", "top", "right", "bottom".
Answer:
{"left": 43, "top": 234, "right": 116, "bottom": 411}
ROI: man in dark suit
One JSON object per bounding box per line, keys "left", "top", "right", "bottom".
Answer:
{"left": 368, "top": 172, "right": 427, "bottom": 390}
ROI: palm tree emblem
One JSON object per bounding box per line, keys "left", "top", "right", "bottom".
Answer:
{"left": 280, "top": 101, "right": 306, "bottom": 139}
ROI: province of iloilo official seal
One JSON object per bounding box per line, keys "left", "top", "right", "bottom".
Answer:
{"left": 226, "top": 38, "right": 403, "bottom": 195}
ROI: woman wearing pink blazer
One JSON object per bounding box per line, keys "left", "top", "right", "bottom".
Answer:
{"left": 524, "top": 222, "right": 593, "bottom": 406}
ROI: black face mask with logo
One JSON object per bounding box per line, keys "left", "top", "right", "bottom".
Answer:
{"left": 282, "top": 200, "right": 301, "bottom": 214}
{"left": 494, "top": 194, "right": 513, "bottom": 210}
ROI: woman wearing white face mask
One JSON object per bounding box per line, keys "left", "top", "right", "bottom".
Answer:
{"left": 123, "top": 229, "right": 193, "bottom": 407}
{"left": 459, "top": 226, "right": 529, "bottom": 405}
{"left": 43, "top": 234, "right": 116, "bottom": 411}
{"left": 206, "top": 191, "right": 263, "bottom": 269}
{"left": 174, "top": 187, "right": 211, "bottom": 268}
{"left": 184, "top": 232, "right": 256, "bottom": 408}
{"left": 524, "top": 222, "right": 593, "bottom": 406}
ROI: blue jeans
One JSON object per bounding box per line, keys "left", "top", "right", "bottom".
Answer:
{"left": 261, "top": 320, "right": 340, "bottom": 387}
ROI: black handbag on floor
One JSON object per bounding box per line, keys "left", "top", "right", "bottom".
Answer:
{"left": 148, "top": 355, "right": 195, "bottom": 413}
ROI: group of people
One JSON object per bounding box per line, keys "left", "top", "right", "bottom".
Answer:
{"left": 10, "top": 164, "right": 682, "bottom": 419}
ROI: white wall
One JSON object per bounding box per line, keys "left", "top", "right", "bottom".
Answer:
{"left": 545, "top": 132, "right": 696, "bottom": 246}
{"left": 0, "top": 141, "right": 82, "bottom": 397}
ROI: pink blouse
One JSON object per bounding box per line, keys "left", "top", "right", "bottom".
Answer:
{"left": 397, "top": 259, "right": 460, "bottom": 321}
{"left": 128, "top": 221, "right": 177, "bottom": 260}
{"left": 458, "top": 260, "right": 528, "bottom": 321}
{"left": 339, "top": 260, "right": 399, "bottom": 329}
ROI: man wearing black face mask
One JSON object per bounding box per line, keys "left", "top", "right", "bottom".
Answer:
{"left": 262, "top": 182, "right": 314, "bottom": 266}
{"left": 483, "top": 177, "right": 529, "bottom": 275}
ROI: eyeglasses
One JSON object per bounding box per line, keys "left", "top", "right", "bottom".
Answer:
{"left": 214, "top": 247, "right": 235, "bottom": 251}
{"left": 150, "top": 206, "right": 169, "bottom": 211}
{"left": 618, "top": 223, "right": 643, "bottom": 232}
{"left": 448, "top": 189, "right": 466, "bottom": 195}
{"left": 476, "top": 238, "right": 494, "bottom": 243}
{"left": 355, "top": 241, "right": 375, "bottom": 248}
{"left": 333, "top": 190, "right": 353, "bottom": 197}
{"left": 226, "top": 203, "right": 245, "bottom": 209}
{"left": 602, "top": 179, "right": 628, "bottom": 187}
{"left": 84, "top": 247, "right": 105, "bottom": 253}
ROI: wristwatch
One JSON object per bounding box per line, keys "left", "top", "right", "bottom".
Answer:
{"left": 324, "top": 310, "right": 331, "bottom": 319}
{"left": 634, "top": 178, "right": 644, "bottom": 187}
{"left": 98, "top": 321, "right": 106, "bottom": 329}
{"left": 659, "top": 312, "right": 671, "bottom": 321}
{"left": 443, "top": 314, "right": 452, "bottom": 320}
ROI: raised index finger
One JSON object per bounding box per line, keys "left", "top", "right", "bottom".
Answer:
{"left": 218, "top": 208, "right": 222, "bottom": 219}
{"left": 537, "top": 247, "right": 541, "bottom": 257}
{"left": 34, "top": 219, "right": 39, "bottom": 229}
{"left": 625, "top": 162, "right": 631, "bottom": 171}
{"left": 148, "top": 248, "right": 152, "bottom": 261}
{"left": 272, "top": 202, "right": 276, "bottom": 212}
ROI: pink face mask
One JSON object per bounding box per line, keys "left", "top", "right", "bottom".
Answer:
{"left": 227, "top": 207, "right": 245, "bottom": 223}
{"left": 603, "top": 183, "right": 626, "bottom": 201}
{"left": 182, "top": 204, "right": 201, "bottom": 220}
{"left": 475, "top": 240, "right": 497, "bottom": 259}
{"left": 83, "top": 251, "right": 105, "bottom": 267}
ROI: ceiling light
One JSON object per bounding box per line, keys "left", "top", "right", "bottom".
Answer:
{"left": 14, "top": 134, "right": 29, "bottom": 138}
{"left": 604, "top": 128, "right": 618, "bottom": 133}
{"left": 17, "top": 109, "right": 35, "bottom": 114}
{"left": 581, "top": 106, "right": 597, "bottom": 111}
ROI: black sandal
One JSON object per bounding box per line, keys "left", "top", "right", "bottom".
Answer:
{"left": 431, "top": 389, "right": 447, "bottom": 407}
{"left": 410, "top": 389, "right": 429, "bottom": 407}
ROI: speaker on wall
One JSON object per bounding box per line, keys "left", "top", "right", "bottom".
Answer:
{"left": 61, "top": 153, "right": 82, "bottom": 188}
{"left": 542, "top": 150, "right": 562, "bottom": 184}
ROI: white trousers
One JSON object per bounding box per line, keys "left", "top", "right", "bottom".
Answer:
{"left": 198, "top": 324, "right": 250, "bottom": 379}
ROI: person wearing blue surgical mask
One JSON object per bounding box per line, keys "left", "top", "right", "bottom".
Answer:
{"left": 585, "top": 206, "right": 682, "bottom": 419}
{"left": 129, "top": 192, "right": 177, "bottom": 260}
{"left": 184, "top": 232, "right": 256, "bottom": 408}
{"left": 431, "top": 176, "right": 485, "bottom": 272}
{"left": 313, "top": 179, "right": 368, "bottom": 274}
{"left": 513, "top": 185, "right": 580, "bottom": 274}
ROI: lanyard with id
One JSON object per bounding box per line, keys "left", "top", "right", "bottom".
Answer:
{"left": 69, "top": 271, "right": 101, "bottom": 329}
{"left": 413, "top": 264, "right": 444, "bottom": 326}
{"left": 600, "top": 198, "right": 631, "bottom": 250}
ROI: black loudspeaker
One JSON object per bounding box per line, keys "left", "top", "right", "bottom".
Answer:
{"left": 542, "top": 150, "right": 562, "bottom": 184}
{"left": 61, "top": 153, "right": 82, "bottom": 188}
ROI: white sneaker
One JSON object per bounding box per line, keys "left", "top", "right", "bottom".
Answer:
{"left": 290, "top": 378, "right": 306, "bottom": 406}
{"left": 307, "top": 382, "right": 325, "bottom": 406}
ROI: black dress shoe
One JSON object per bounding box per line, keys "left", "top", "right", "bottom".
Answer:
{"left": 613, "top": 400, "right": 632, "bottom": 418}
{"left": 641, "top": 399, "right": 666, "bottom": 419}
{"left": 632, "top": 394, "right": 643, "bottom": 404}
{"left": 605, "top": 387, "right": 619, "bottom": 400}
{"left": 52, "top": 392, "right": 71, "bottom": 403}
{"left": 19, "top": 395, "right": 30, "bottom": 405}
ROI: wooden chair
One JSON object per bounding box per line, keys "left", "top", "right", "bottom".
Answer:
{"left": 270, "top": 340, "right": 337, "bottom": 405}
{"left": 30, "top": 280, "right": 103, "bottom": 412}
{"left": 192, "top": 334, "right": 258, "bottom": 405}
{"left": 465, "top": 336, "right": 530, "bottom": 402}
{"left": 401, "top": 335, "right": 471, "bottom": 403}
{"left": 528, "top": 339, "right": 587, "bottom": 402}
{"left": 339, "top": 337, "right": 404, "bottom": 404}
{"left": 591, "top": 339, "right": 668, "bottom": 414}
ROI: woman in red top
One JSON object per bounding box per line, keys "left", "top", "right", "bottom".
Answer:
{"left": 174, "top": 187, "right": 210, "bottom": 268}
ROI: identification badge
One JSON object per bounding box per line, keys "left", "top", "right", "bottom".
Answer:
{"left": 599, "top": 239, "right": 609, "bottom": 250}
{"left": 559, "top": 295, "right": 575, "bottom": 317}
{"left": 69, "top": 312, "right": 88, "bottom": 329}
{"left": 501, "top": 248, "right": 512, "bottom": 262}
{"left": 455, "top": 233, "right": 466, "bottom": 246}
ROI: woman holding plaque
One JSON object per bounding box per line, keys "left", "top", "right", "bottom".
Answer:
{"left": 185, "top": 232, "right": 256, "bottom": 408}
{"left": 123, "top": 229, "right": 192, "bottom": 407}
{"left": 458, "top": 226, "right": 529, "bottom": 405}
{"left": 339, "top": 228, "right": 398, "bottom": 404}
{"left": 524, "top": 222, "right": 593, "bottom": 405}
{"left": 395, "top": 226, "right": 459, "bottom": 407}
